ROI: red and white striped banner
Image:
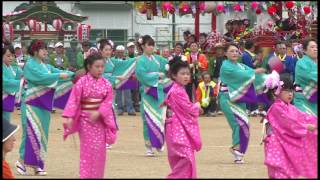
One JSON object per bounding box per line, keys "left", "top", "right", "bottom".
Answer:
{"left": 2, "top": 22, "right": 14, "bottom": 42}
{"left": 77, "top": 24, "right": 91, "bottom": 41}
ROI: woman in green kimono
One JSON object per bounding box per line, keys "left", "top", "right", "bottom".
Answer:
{"left": 97, "top": 39, "right": 137, "bottom": 90}
{"left": 3, "top": 41, "right": 23, "bottom": 121}
{"left": 136, "top": 35, "right": 169, "bottom": 156}
{"left": 219, "top": 43, "right": 266, "bottom": 164}
{"left": 293, "top": 39, "right": 317, "bottom": 116}
{"left": 15, "top": 40, "right": 74, "bottom": 176}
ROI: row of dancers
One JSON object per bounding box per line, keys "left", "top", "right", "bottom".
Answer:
{"left": 2, "top": 36, "right": 317, "bottom": 178}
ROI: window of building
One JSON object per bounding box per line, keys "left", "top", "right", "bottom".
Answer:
{"left": 90, "top": 29, "right": 106, "bottom": 42}
{"left": 107, "top": 29, "right": 128, "bottom": 46}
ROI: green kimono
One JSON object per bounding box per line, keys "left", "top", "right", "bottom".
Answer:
{"left": 136, "top": 54, "right": 168, "bottom": 149}
{"left": 49, "top": 53, "right": 70, "bottom": 70}
{"left": 19, "top": 57, "right": 74, "bottom": 168}
{"left": 3, "top": 63, "right": 23, "bottom": 121}
{"left": 219, "top": 59, "right": 259, "bottom": 154}
{"left": 293, "top": 55, "right": 317, "bottom": 116}
{"left": 103, "top": 57, "right": 136, "bottom": 89}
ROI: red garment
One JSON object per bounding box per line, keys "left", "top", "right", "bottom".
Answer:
{"left": 186, "top": 53, "right": 209, "bottom": 71}
{"left": 2, "top": 160, "right": 14, "bottom": 179}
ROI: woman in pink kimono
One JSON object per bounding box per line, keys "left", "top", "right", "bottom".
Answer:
{"left": 162, "top": 58, "right": 203, "bottom": 178}
{"left": 262, "top": 73, "right": 317, "bottom": 178}
{"left": 62, "top": 52, "right": 118, "bottom": 178}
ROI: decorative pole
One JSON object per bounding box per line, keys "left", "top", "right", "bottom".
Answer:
{"left": 211, "top": 12, "right": 216, "bottom": 32}
{"left": 195, "top": 1, "right": 200, "bottom": 40}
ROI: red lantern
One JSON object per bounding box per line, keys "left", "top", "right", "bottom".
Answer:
{"left": 35, "top": 22, "right": 41, "bottom": 31}
{"left": 251, "top": 2, "right": 259, "bottom": 9}
{"left": 2, "top": 23, "right": 14, "bottom": 42}
{"left": 28, "top": 19, "right": 37, "bottom": 31}
{"left": 216, "top": 4, "right": 224, "bottom": 12}
{"left": 182, "top": 3, "right": 190, "bottom": 12}
{"left": 77, "top": 24, "right": 91, "bottom": 42}
{"left": 233, "top": 4, "right": 241, "bottom": 11}
{"left": 267, "top": 6, "right": 277, "bottom": 15}
{"left": 256, "top": 9, "right": 262, "bottom": 15}
{"left": 285, "top": 1, "right": 294, "bottom": 9}
{"left": 53, "top": 19, "right": 62, "bottom": 31}
{"left": 199, "top": 2, "right": 206, "bottom": 12}
{"left": 303, "top": 6, "right": 311, "bottom": 15}
{"left": 162, "top": 2, "right": 173, "bottom": 11}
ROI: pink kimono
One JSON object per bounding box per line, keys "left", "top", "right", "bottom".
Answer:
{"left": 164, "top": 82, "right": 202, "bottom": 179}
{"left": 264, "top": 98, "right": 317, "bottom": 178}
{"left": 62, "top": 73, "right": 117, "bottom": 178}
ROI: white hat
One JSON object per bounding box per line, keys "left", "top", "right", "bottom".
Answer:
{"left": 48, "top": 43, "right": 54, "bottom": 48}
{"left": 127, "top": 42, "right": 135, "bottom": 48}
{"left": 55, "top": 42, "right": 64, "bottom": 48}
{"left": 14, "top": 43, "right": 22, "bottom": 49}
{"left": 116, "top": 45, "right": 125, "bottom": 51}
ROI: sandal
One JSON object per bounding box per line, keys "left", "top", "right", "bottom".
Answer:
{"left": 234, "top": 159, "right": 245, "bottom": 164}
{"left": 34, "top": 167, "right": 47, "bottom": 176}
{"left": 15, "top": 160, "right": 27, "bottom": 175}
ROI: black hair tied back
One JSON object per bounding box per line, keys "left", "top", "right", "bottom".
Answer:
{"left": 168, "top": 56, "right": 190, "bottom": 78}
{"left": 84, "top": 52, "right": 104, "bottom": 72}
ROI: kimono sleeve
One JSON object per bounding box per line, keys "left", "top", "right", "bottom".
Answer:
{"left": 103, "top": 73, "right": 117, "bottom": 87}
{"left": 171, "top": 89, "right": 200, "bottom": 118}
{"left": 23, "top": 62, "right": 60, "bottom": 87}
{"left": 62, "top": 78, "right": 83, "bottom": 118}
{"left": 3, "top": 76, "right": 20, "bottom": 94}
{"left": 111, "top": 57, "right": 135, "bottom": 67}
{"left": 156, "top": 55, "right": 168, "bottom": 73}
{"left": 98, "top": 81, "right": 114, "bottom": 124}
{"left": 136, "top": 57, "right": 160, "bottom": 87}
{"left": 48, "top": 64, "right": 62, "bottom": 73}
{"left": 98, "top": 81, "right": 117, "bottom": 144}
{"left": 49, "top": 65, "right": 75, "bottom": 81}
{"left": 14, "top": 66, "right": 23, "bottom": 79}
{"left": 295, "top": 59, "right": 317, "bottom": 83}
{"left": 268, "top": 104, "right": 309, "bottom": 137}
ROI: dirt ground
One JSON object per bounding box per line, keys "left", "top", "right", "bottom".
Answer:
{"left": 7, "top": 109, "right": 268, "bottom": 178}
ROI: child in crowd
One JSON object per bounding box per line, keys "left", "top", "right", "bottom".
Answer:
{"left": 3, "top": 119, "right": 19, "bottom": 179}
{"left": 62, "top": 52, "right": 118, "bottom": 178}
{"left": 262, "top": 73, "right": 317, "bottom": 178}
{"left": 162, "top": 59, "right": 203, "bottom": 178}
{"left": 196, "top": 72, "right": 218, "bottom": 117}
